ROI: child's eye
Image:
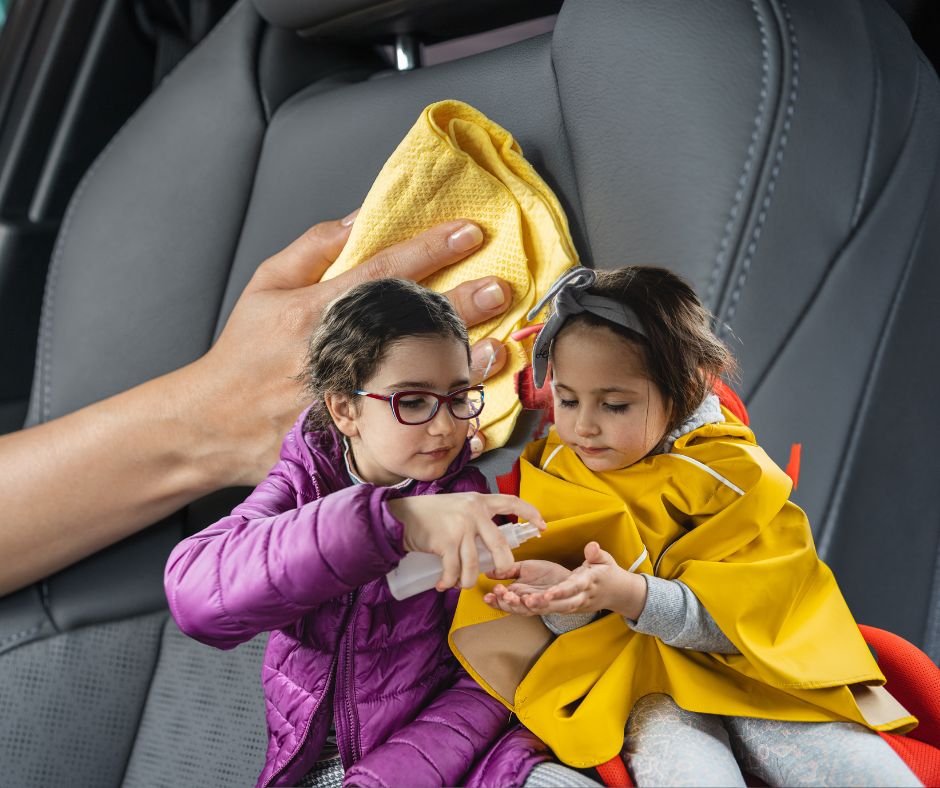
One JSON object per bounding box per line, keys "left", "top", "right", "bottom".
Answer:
{"left": 398, "top": 397, "right": 430, "bottom": 410}
{"left": 558, "top": 399, "right": 578, "bottom": 409}
{"left": 603, "top": 403, "right": 630, "bottom": 413}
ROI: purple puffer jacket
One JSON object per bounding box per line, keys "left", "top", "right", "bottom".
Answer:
{"left": 165, "top": 409, "right": 551, "bottom": 787}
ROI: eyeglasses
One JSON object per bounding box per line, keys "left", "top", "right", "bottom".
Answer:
{"left": 355, "top": 385, "right": 485, "bottom": 426}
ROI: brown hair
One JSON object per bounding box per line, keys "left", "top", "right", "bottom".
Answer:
{"left": 302, "top": 278, "right": 469, "bottom": 431}
{"left": 556, "top": 266, "right": 736, "bottom": 434}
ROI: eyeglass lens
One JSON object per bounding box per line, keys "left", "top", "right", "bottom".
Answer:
{"left": 394, "top": 389, "right": 484, "bottom": 425}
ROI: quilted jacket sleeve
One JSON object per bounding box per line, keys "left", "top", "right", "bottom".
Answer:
{"left": 342, "top": 672, "right": 510, "bottom": 788}
{"left": 165, "top": 457, "right": 406, "bottom": 650}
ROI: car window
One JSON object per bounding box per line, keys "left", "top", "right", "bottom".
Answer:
{"left": 0, "top": 0, "right": 9, "bottom": 32}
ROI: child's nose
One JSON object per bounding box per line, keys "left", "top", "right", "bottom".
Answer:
{"left": 575, "top": 413, "right": 600, "bottom": 437}
{"left": 426, "top": 403, "right": 459, "bottom": 435}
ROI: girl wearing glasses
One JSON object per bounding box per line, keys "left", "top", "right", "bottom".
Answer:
{"left": 164, "top": 278, "right": 560, "bottom": 788}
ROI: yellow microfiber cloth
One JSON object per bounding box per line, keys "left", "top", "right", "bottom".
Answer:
{"left": 322, "top": 100, "right": 579, "bottom": 449}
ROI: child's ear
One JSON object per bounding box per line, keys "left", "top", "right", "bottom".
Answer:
{"left": 325, "top": 392, "right": 360, "bottom": 438}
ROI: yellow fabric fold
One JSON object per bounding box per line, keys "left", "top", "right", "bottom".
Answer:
{"left": 450, "top": 412, "right": 915, "bottom": 766}
{"left": 322, "top": 100, "right": 578, "bottom": 448}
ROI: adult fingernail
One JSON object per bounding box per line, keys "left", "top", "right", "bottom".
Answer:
{"left": 448, "top": 223, "right": 484, "bottom": 252}
{"left": 471, "top": 340, "right": 497, "bottom": 370}
{"left": 473, "top": 282, "right": 506, "bottom": 310}
{"left": 341, "top": 208, "right": 360, "bottom": 227}
{"left": 470, "top": 435, "right": 484, "bottom": 455}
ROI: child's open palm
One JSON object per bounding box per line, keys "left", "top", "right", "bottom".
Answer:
{"left": 514, "top": 542, "right": 647, "bottom": 620}
{"left": 483, "top": 560, "right": 572, "bottom": 615}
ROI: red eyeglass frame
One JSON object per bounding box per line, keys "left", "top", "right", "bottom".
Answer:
{"left": 354, "top": 385, "right": 485, "bottom": 425}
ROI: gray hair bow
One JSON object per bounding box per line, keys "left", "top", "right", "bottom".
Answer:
{"left": 528, "top": 267, "right": 647, "bottom": 387}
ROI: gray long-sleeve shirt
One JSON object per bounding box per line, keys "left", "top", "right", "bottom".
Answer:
{"left": 539, "top": 394, "right": 740, "bottom": 655}
{"left": 542, "top": 574, "right": 740, "bottom": 654}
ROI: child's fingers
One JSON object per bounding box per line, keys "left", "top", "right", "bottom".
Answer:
{"left": 534, "top": 593, "right": 589, "bottom": 614}
{"left": 486, "top": 588, "right": 531, "bottom": 615}
{"left": 494, "top": 584, "right": 520, "bottom": 605}
{"left": 542, "top": 577, "right": 588, "bottom": 602}
{"left": 475, "top": 519, "right": 514, "bottom": 577}
{"left": 482, "top": 495, "right": 547, "bottom": 532}
{"left": 506, "top": 582, "right": 542, "bottom": 596}
{"left": 483, "top": 592, "right": 511, "bottom": 612}
{"left": 584, "top": 541, "right": 617, "bottom": 566}
{"left": 458, "top": 532, "right": 481, "bottom": 589}
{"left": 584, "top": 541, "right": 603, "bottom": 562}
{"left": 436, "top": 547, "right": 460, "bottom": 591}
{"left": 522, "top": 593, "right": 545, "bottom": 610}
{"left": 486, "top": 561, "right": 522, "bottom": 581}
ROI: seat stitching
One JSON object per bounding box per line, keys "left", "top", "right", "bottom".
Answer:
{"left": 0, "top": 623, "right": 46, "bottom": 651}
{"left": 705, "top": 0, "right": 772, "bottom": 313}
{"left": 848, "top": 5, "right": 881, "bottom": 230}
{"left": 745, "top": 41, "right": 924, "bottom": 406}
{"left": 723, "top": 0, "right": 800, "bottom": 330}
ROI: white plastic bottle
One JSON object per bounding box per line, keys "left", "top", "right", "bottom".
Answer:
{"left": 386, "top": 521, "right": 542, "bottom": 600}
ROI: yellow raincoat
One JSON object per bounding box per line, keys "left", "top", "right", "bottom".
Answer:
{"left": 449, "top": 410, "right": 915, "bottom": 767}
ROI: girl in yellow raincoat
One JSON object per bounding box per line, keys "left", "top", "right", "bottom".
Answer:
{"left": 449, "top": 266, "right": 921, "bottom": 787}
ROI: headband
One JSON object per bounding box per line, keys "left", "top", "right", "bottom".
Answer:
{"left": 528, "top": 267, "right": 647, "bottom": 387}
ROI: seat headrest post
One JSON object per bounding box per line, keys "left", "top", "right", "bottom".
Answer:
{"left": 394, "top": 34, "right": 420, "bottom": 70}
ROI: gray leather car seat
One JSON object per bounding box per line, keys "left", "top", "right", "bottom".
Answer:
{"left": 1, "top": 0, "right": 938, "bottom": 785}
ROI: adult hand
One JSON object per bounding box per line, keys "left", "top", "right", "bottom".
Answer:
{"left": 483, "top": 559, "right": 571, "bottom": 616}
{"left": 194, "top": 213, "right": 511, "bottom": 486}
{"left": 0, "top": 214, "right": 512, "bottom": 596}
{"left": 388, "top": 493, "right": 546, "bottom": 591}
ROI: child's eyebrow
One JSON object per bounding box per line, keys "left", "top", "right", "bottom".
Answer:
{"left": 386, "top": 379, "right": 471, "bottom": 391}
{"left": 386, "top": 381, "right": 435, "bottom": 390}
{"left": 554, "top": 381, "right": 642, "bottom": 395}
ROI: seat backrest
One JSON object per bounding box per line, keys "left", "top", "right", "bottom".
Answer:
{"left": 1, "top": 0, "right": 938, "bottom": 784}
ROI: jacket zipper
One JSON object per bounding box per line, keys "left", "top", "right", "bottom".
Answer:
{"left": 262, "top": 652, "right": 339, "bottom": 787}
{"left": 264, "top": 591, "right": 357, "bottom": 787}
{"left": 337, "top": 591, "right": 362, "bottom": 767}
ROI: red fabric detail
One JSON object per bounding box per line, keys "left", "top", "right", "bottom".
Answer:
{"left": 596, "top": 756, "right": 632, "bottom": 787}
{"left": 880, "top": 733, "right": 940, "bottom": 786}
{"left": 785, "top": 443, "right": 802, "bottom": 489}
{"left": 516, "top": 364, "right": 554, "bottom": 411}
{"left": 510, "top": 323, "right": 545, "bottom": 341}
{"left": 713, "top": 379, "right": 749, "bottom": 425}
{"left": 496, "top": 459, "right": 521, "bottom": 497}
{"left": 859, "top": 624, "right": 940, "bottom": 747}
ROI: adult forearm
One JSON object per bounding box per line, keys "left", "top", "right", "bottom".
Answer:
{"left": 0, "top": 361, "right": 245, "bottom": 596}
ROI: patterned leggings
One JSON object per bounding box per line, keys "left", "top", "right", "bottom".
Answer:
{"left": 297, "top": 695, "right": 922, "bottom": 787}
{"left": 623, "top": 693, "right": 922, "bottom": 787}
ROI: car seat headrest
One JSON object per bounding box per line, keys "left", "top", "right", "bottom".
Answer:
{"left": 252, "top": 0, "right": 561, "bottom": 42}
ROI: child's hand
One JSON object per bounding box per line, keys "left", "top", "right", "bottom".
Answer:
{"left": 483, "top": 560, "right": 571, "bottom": 615}
{"left": 520, "top": 542, "right": 647, "bottom": 619}
{"left": 389, "top": 494, "right": 546, "bottom": 591}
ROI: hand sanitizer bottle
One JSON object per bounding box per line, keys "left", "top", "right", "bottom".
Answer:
{"left": 386, "top": 521, "right": 542, "bottom": 600}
